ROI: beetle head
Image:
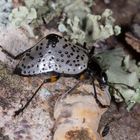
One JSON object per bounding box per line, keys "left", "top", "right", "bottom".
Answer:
{"left": 88, "top": 57, "right": 108, "bottom": 86}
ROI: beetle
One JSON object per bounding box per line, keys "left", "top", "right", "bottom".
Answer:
{"left": 0, "top": 33, "right": 109, "bottom": 116}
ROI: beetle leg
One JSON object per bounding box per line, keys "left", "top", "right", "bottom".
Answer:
{"left": 60, "top": 81, "right": 81, "bottom": 100}
{"left": 92, "top": 80, "right": 109, "bottom": 108}
{"left": 14, "top": 75, "right": 60, "bottom": 117}
{"left": 57, "top": 73, "right": 84, "bottom": 101}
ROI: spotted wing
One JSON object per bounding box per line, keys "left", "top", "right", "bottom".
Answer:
{"left": 15, "top": 34, "right": 88, "bottom": 76}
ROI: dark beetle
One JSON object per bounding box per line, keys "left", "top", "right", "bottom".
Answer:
{"left": 1, "top": 33, "right": 109, "bottom": 116}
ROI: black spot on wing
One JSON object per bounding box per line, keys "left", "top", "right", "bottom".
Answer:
{"left": 56, "top": 58, "right": 59, "bottom": 62}
{"left": 76, "top": 55, "right": 80, "bottom": 59}
{"left": 81, "top": 56, "right": 84, "bottom": 60}
{"left": 71, "top": 46, "right": 75, "bottom": 52}
{"left": 29, "top": 56, "right": 34, "bottom": 60}
{"left": 36, "top": 46, "right": 39, "bottom": 51}
{"left": 61, "top": 59, "right": 64, "bottom": 62}
{"left": 75, "top": 64, "right": 80, "bottom": 67}
{"left": 66, "top": 60, "right": 70, "bottom": 64}
{"left": 58, "top": 50, "right": 62, "bottom": 54}
{"left": 65, "top": 51, "right": 68, "bottom": 54}
{"left": 46, "top": 44, "right": 49, "bottom": 48}
{"left": 60, "top": 54, "right": 64, "bottom": 57}
{"left": 23, "top": 71, "right": 26, "bottom": 74}
{"left": 38, "top": 52, "right": 42, "bottom": 56}
{"left": 67, "top": 55, "right": 70, "bottom": 58}
{"left": 48, "top": 51, "right": 52, "bottom": 54}
{"left": 70, "top": 53, "right": 73, "bottom": 56}
{"left": 21, "top": 64, "right": 26, "bottom": 68}
{"left": 38, "top": 59, "right": 41, "bottom": 62}
{"left": 63, "top": 44, "right": 68, "bottom": 49}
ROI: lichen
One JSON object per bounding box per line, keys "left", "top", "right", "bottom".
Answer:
{"left": 58, "top": 8, "right": 121, "bottom": 44}
{"left": 0, "top": 0, "right": 13, "bottom": 27}
{"left": 9, "top": 6, "right": 37, "bottom": 27}
{"left": 96, "top": 47, "right": 140, "bottom": 110}
{"left": 25, "top": 0, "right": 45, "bottom": 9}
{"left": 85, "top": 9, "right": 121, "bottom": 42}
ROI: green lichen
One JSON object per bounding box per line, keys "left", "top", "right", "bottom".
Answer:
{"left": 8, "top": 0, "right": 48, "bottom": 37}
{"left": 59, "top": 16, "right": 85, "bottom": 43}
{"left": 9, "top": 6, "right": 37, "bottom": 27}
{"left": 0, "top": 0, "right": 13, "bottom": 27}
{"left": 85, "top": 9, "right": 121, "bottom": 42}
{"left": 8, "top": 6, "right": 37, "bottom": 37}
{"left": 8, "top": 0, "right": 62, "bottom": 36}
{"left": 96, "top": 47, "right": 140, "bottom": 110}
{"left": 58, "top": 9, "right": 121, "bottom": 44}
{"left": 25, "top": 0, "right": 45, "bottom": 9}
{"left": 24, "top": 0, "right": 49, "bottom": 21}
{"left": 63, "top": 0, "right": 91, "bottom": 20}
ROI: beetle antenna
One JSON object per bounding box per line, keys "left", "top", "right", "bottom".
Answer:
{"left": 108, "top": 82, "right": 136, "bottom": 91}
{"left": 104, "top": 81, "right": 136, "bottom": 102}
{"left": 107, "top": 83, "right": 126, "bottom": 101}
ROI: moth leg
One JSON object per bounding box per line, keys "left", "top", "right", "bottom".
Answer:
{"left": 92, "top": 80, "right": 109, "bottom": 108}
{"left": 0, "top": 45, "right": 32, "bottom": 59}
{"left": 14, "top": 75, "right": 60, "bottom": 117}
